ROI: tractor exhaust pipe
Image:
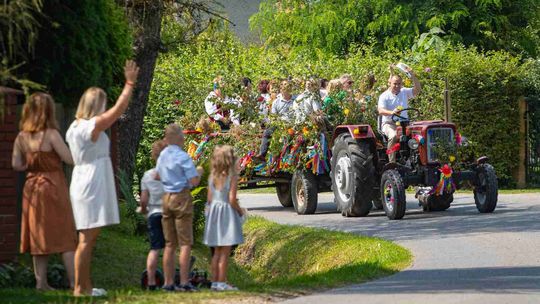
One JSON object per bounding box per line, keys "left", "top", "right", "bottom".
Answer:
{"left": 444, "top": 77, "right": 451, "bottom": 122}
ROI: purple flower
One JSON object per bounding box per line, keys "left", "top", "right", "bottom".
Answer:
{"left": 424, "top": 67, "right": 432, "bottom": 73}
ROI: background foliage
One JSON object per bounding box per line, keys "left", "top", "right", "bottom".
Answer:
{"left": 139, "top": 24, "right": 540, "bottom": 186}
{"left": 250, "top": 0, "right": 540, "bottom": 57}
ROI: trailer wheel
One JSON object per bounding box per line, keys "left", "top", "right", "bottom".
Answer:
{"left": 331, "top": 133, "right": 375, "bottom": 217}
{"left": 381, "top": 169, "right": 406, "bottom": 220}
{"left": 372, "top": 196, "right": 384, "bottom": 210}
{"left": 276, "top": 182, "right": 293, "bottom": 207}
{"left": 291, "top": 170, "right": 318, "bottom": 214}
{"left": 474, "top": 164, "right": 498, "bottom": 213}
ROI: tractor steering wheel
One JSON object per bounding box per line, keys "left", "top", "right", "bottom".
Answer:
{"left": 391, "top": 107, "right": 421, "bottom": 123}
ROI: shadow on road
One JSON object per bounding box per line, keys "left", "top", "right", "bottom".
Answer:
{"left": 332, "top": 266, "right": 540, "bottom": 294}
{"left": 244, "top": 194, "right": 540, "bottom": 241}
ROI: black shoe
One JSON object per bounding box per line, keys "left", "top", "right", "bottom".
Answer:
{"left": 162, "top": 284, "right": 181, "bottom": 292}
{"left": 147, "top": 285, "right": 159, "bottom": 291}
{"left": 178, "top": 283, "right": 199, "bottom": 292}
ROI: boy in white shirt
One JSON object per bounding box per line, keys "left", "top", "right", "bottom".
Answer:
{"left": 139, "top": 140, "right": 167, "bottom": 290}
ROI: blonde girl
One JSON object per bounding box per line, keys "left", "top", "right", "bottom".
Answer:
{"left": 203, "top": 145, "right": 245, "bottom": 291}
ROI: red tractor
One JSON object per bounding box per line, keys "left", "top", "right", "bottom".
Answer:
{"left": 325, "top": 107, "right": 498, "bottom": 219}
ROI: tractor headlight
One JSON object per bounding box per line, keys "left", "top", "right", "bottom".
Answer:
{"left": 408, "top": 138, "right": 419, "bottom": 150}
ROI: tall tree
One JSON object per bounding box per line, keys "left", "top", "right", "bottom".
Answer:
{"left": 116, "top": 0, "right": 221, "bottom": 185}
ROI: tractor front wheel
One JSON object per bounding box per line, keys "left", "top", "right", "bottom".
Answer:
{"left": 474, "top": 164, "right": 498, "bottom": 213}
{"left": 381, "top": 169, "right": 407, "bottom": 220}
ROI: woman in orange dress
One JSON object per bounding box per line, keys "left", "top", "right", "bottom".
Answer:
{"left": 11, "top": 93, "right": 77, "bottom": 290}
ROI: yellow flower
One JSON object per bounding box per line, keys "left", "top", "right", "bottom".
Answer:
{"left": 353, "top": 128, "right": 360, "bottom": 135}
{"left": 302, "top": 127, "right": 309, "bottom": 135}
{"left": 344, "top": 108, "right": 350, "bottom": 115}
{"left": 449, "top": 155, "right": 456, "bottom": 162}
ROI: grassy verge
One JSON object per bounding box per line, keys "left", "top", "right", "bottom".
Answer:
{"left": 0, "top": 216, "right": 411, "bottom": 303}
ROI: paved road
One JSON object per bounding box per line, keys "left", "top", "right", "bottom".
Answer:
{"left": 239, "top": 192, "right": 540, "bottom": 304}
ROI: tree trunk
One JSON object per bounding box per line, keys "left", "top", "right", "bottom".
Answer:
{"left": 117, "top": 1, "right": 163, "bottom": 185}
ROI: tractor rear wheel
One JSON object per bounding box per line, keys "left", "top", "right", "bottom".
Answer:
{"left": 331, "top": 133, "right": 375, "bottom": 217}
{"left": 291, "top": 170, "right": 318, "bottom": 214}
{"left": 381, "top": 169, "right": 406, "bottom": 220}
{"left": 474, "top": 164, "right": 498, "bottom": 213}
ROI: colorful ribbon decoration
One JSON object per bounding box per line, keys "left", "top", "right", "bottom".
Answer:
{"left": 431, "top": 164, "right": 456, "bottom": 196}
{"left": 305, "top": 133, "right": 331, "bottom": 175}
{"left": 187, "top": 135, "right": 211, "bottom": 162}
{"left": 239, "top": 151, "right": 254, "bottom": 170}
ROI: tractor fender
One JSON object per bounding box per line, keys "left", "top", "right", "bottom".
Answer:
{"left": 332, "top": 125, "right": 377, "bottom": 142}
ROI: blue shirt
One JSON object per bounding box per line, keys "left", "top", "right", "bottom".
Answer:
{"left": 156, "top": 145, "right": 199, "bottom": 193}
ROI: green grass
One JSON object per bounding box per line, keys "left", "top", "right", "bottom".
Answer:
{"left": 0, "top": 216, "right": 411, "bottom": 303}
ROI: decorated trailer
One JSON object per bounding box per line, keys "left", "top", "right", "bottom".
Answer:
{"left": 184, "top": 108, "right": 498, "bottom": 219}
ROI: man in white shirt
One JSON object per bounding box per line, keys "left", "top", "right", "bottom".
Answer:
{"left": 204, "top": 77, "right": 239, "bottom": 129}
{"left": 378, "top": 67, "right": 421, "bottom": 162}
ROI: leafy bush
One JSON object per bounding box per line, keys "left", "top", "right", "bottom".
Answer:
{"left": 0, "top": 261, "right": 68, "bottom": 289}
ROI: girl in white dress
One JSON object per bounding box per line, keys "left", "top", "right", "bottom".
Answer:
{"left": 66, "top": 60, "right": 139, "bottom": 297}
{"left": 203, "top": 145, "right": 245, "bottom": 291}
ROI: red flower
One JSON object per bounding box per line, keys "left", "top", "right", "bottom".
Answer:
{"left": 257, "top": 96, "right": 265, "bottom": 102}
{"left": 441, "top": 164, "right": 452, "bottom": 176}
{"left": 173, "top": 99, "right": 181, "bottom": 106}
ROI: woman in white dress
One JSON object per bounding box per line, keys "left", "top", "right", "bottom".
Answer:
{"left": 66, "top": 60, "right": 139, "bottom": 297}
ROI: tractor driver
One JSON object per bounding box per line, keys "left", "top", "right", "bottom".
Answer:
{"left": 377, "top": 66, "right": 421, "bottom": 162}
